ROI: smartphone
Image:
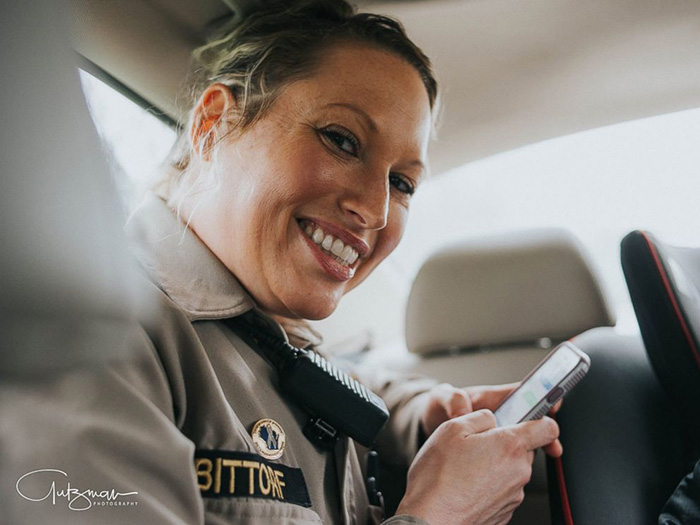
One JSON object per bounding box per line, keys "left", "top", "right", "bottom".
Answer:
{"left": 494, "top": 342, "right": 590, "bottom": 427}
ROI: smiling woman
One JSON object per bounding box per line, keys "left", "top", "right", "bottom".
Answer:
{"left": 4, "top": 1, "right": 563, "bottom": 524}
{"left": 158, "top": 2, "right": 436, "bottom": 321}
{"left": 170, "top": 43, "right": 432, "bottom": 320}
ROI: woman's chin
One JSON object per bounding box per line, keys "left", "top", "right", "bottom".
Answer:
{"left": 283, "top": 291, "right": 342, "bottom": 321}
{"left": 293, "top": 302, "right": 338, "bottom": 321}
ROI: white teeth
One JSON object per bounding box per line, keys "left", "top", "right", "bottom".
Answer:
{"left": 301, "top": 220, "right": 361, "bottom": 266}
{"left": 331, "top": 239, "right": 345, "bottom": 256}
{"left": 340, "top": 245, "right": 353, "bottom": 261}
{"left": 322, "top": 235, "right": 333, "bottom": 251}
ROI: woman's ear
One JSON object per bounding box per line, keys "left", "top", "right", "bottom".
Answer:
{"left": 189, "top": 83, "right": 236, "bottom": 160}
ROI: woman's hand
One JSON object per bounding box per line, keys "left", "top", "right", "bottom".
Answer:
{"left": 420, "top": 382, "right": 563, "bottom": 457}
{"left": 398, "top": 409, "right": 560, "bottom": 525}
{"left": 420, "top": 382, "right": 518, "bottom": 437}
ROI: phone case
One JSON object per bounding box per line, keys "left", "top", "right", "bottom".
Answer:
{"left": 495, "top": 342, "right": 591, "bottom": 425}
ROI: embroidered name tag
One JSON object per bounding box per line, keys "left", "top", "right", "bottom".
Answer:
{"left": 194, "top": 450, "right": 311, "bottom": 508}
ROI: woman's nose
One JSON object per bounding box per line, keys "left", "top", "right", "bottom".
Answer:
{"left": 339, "top": 168, "right": 390, "bottom": 230}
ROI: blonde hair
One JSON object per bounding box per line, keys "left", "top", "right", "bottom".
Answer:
{"left": 159, "top": 0, "right": 438, "bottom": 209}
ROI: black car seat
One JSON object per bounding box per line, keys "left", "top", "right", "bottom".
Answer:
{"left": 621, "top": 231, "right": 700, "bottom": 441}
{"left": 547, "top": 231, "right": 700, "bottom": 524}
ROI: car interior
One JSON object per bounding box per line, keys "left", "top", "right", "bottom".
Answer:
{"left": 3, "top": 0, "right": 700, "bottom": 523}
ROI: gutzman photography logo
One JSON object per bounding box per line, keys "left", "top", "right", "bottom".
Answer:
{"left": 16, "top": 469, "right": 139, "bottom": 511}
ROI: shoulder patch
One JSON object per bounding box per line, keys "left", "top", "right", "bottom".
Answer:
{"left": 194, "top": 450, "right": 311, "bottom": 508}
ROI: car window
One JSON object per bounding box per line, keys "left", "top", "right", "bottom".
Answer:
{"left": 79, "top": 70, "right": 176, "bottom": 210}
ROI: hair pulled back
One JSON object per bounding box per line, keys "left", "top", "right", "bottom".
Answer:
{"left": 168, "top": 0, "right": 437, "bottom": 172}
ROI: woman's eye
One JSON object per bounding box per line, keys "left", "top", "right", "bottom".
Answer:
{"left": 389, "top": 173, "right": 415, "bottom": 196}
{"left": 320, "top": 127, "right": 360, "bottom": 157}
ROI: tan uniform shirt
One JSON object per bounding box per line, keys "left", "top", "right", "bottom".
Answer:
{"left": 1, "top": 194, "right": 436, "bottom": 525}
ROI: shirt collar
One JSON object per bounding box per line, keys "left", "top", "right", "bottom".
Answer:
{"left": 125, "top": 193, "right": 324, "bottom": 349}
{"left": 126, "top": 193, "right": 255, "bottom": 322}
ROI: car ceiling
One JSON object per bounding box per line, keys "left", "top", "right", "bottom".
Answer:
{"left": 69, "top": 0, "right": 700, "bottom": 176}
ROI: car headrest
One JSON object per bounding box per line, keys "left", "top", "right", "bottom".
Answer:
{"left": 621, "top": 231, "right": 700, "bottom": 434}
{"left": 405, "top": 228, "right": 615, "bottom": 355}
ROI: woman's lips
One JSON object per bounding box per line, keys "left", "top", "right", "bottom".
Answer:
{"left": 301, "top": 217, "right": 369, "bottom": 257}
{"left": 297, "top": 221, "right": 356, "bottom": 282}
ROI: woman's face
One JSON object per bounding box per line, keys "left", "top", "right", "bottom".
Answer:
{"left": 184, "top": 43, "right": 432, "bottom": 320}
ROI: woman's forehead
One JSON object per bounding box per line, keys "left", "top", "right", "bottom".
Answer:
{"left": 311, "top": 43, "right": 429, "bottom": 107}
{"left": 284, "top": 44, "right": 432, "bottom": 152}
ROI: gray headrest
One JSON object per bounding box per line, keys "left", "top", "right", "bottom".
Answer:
{"left": 406, "top": 228, "right": 615, "bottom": 355}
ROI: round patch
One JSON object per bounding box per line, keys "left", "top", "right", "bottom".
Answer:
{"left": 251, "top": 418, "right": 286, "bottom": 460}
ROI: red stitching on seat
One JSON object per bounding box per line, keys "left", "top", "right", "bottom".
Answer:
{"left": 641, "top": 232, "right": 700, "bottom": 370}
{"left": 555, "top": 454, "right": 574, "bottom": 525}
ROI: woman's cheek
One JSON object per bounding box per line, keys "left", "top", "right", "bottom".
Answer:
{"left": 379, "top": 222, "right": 405, "bottom": 261}
{"left": 387, "top": 205, "right": 409, "bottom": 250}
{"left": 373, "top": 202, "right": 409, "bottom": 259}
{"left": 357, "top": 217, "right": 406, "bottom": 284}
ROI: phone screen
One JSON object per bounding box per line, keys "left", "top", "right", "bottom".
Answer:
{"left": 495, "top": 344, "right": 581, "bottom": 427}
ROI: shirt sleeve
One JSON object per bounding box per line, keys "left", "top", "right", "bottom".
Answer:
{"left": 382, "top": 514, "right": 432, "bottom": 525}
{"left": 0, "top": 324, "right": 204, "bottom": 525}
{"left": 658, "top": 458, "right": 700, "bottom": 525}
{"left": 349, "top": 362, "right": 438, "bottom": 467}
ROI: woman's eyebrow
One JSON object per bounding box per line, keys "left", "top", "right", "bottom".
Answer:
{"left": 324, "top": 102, "right": 426, "bottom": 176}
{"left": 406, "top": 159, "right": 426, "bottom": 178}
{"left": 324, "top": 103, "right": 378, "bottom": 132}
